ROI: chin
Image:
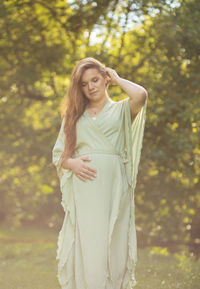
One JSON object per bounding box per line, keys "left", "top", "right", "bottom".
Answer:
{"left": 89, "top": 95, "right": 99, "bottom": 102}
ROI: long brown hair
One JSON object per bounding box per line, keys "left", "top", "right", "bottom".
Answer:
{"left": 59, "top": 57, "right": 109, "bottom": 168}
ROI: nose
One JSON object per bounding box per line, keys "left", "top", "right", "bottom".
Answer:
{"left": 88, "top": 82, "right": 94, "bottom": 90}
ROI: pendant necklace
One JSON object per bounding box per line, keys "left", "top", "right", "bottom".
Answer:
{"left": 91, "top": 110, "right": 97, "bottom": 120}
{"left": 92, "top": 111, "right": 97, "bottom": 120}
{"left": 87, "top": 98, "right": 108, "bottom": 120}
{"left": 87, "top": 105, "right": 100, "bottom": 120}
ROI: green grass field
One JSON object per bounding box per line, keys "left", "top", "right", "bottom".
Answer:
{"left": 0, "top": 224, "right": 199, "bottom": 289}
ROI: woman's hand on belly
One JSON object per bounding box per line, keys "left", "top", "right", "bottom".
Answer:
{"left": 68, "top": 156, "right": 97, "bottom": 182}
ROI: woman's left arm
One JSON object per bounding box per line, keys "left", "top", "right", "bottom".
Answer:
{"left": 105, "top": 67, "right": 148, "bottom": 121}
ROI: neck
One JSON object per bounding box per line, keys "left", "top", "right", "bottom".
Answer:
{"left": 88, "top": 94, "right": 110, "bottom": 109}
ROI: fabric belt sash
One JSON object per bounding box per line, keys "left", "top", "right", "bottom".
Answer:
{"left": 74, "top": 148, "right": 129, "bottom": 164}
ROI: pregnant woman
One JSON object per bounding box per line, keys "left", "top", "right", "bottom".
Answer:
{"left": 52, "top": 57, "right": 148, "bottom": 289}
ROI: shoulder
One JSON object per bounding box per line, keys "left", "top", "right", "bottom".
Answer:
{"left": 116, "top": 98, "right": 130, "bottom": 113}
{"left": 108, "top": 98, "right": 130, "bottom": 116}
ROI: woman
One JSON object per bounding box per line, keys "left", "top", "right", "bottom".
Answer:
{"left": 52, "top": 57, "right": 148, "bottom": 289}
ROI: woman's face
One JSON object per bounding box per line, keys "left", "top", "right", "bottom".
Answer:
{"left": 80, "top": 68, "right": 107, "bottom": 103}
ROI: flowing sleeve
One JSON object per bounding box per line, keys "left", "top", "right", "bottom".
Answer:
{"left": 52, "top": 117, "right": 75, "bottom": 218}
{"left": 52, "top": 116, "right": 73, "bottom": 182}
{"left": 123, "top": 97, "right": 148, "bottom": 197}
{"left": 52, "top": 117, "right": 76, "bottom": 286}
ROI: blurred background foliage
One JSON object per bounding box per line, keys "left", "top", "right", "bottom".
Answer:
{"left": 0, "top": 0, "right": 200, "bottom": 256}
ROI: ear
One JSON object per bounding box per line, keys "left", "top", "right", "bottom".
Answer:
{"left": 106, "top": 81, "right": 110, "bottom": 89}
{"left": 105, "top": 75, "right": 110, "bottom": 86}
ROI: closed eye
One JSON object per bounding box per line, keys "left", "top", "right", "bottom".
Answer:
{"left": 81, "top": 77, "right": 99, "bottom": 86}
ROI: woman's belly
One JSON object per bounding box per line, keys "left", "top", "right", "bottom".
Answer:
{"left": 73, "top": 152, "right": 127, "bottom": 194}
{"left": 72, "top": 153, "right": 129, "bottom": 217}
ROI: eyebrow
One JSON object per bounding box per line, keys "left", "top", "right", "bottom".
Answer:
{"left": 81, "top": 76, "right": 98, "bottom": 84}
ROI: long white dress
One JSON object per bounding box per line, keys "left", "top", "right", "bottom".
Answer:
{"left": 52, "top": 97, "right": 147, "bottom": 289}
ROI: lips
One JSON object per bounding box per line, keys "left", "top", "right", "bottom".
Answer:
{"left": 90, "top": 91, "right": 97, "bottom": 95}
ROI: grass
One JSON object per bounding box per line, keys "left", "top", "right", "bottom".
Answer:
{"left": 0, "top": 224, "right": 59, "bottom": 289}
{"left": 136, "top": 248, "right": 200, "bottom": 289}
{"left": 0, "top": 224, "right": 200, "bottom": 289}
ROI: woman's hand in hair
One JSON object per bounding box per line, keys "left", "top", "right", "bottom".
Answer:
{"left": 67, "top": 156, "right": 97, "bottom": 182}
{"left": 105, "top": 67, "right": 120, "bottom": 86}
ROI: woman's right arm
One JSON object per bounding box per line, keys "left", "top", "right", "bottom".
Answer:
{"left": 62, "top": 157, "right": 74, "bottom": 170}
